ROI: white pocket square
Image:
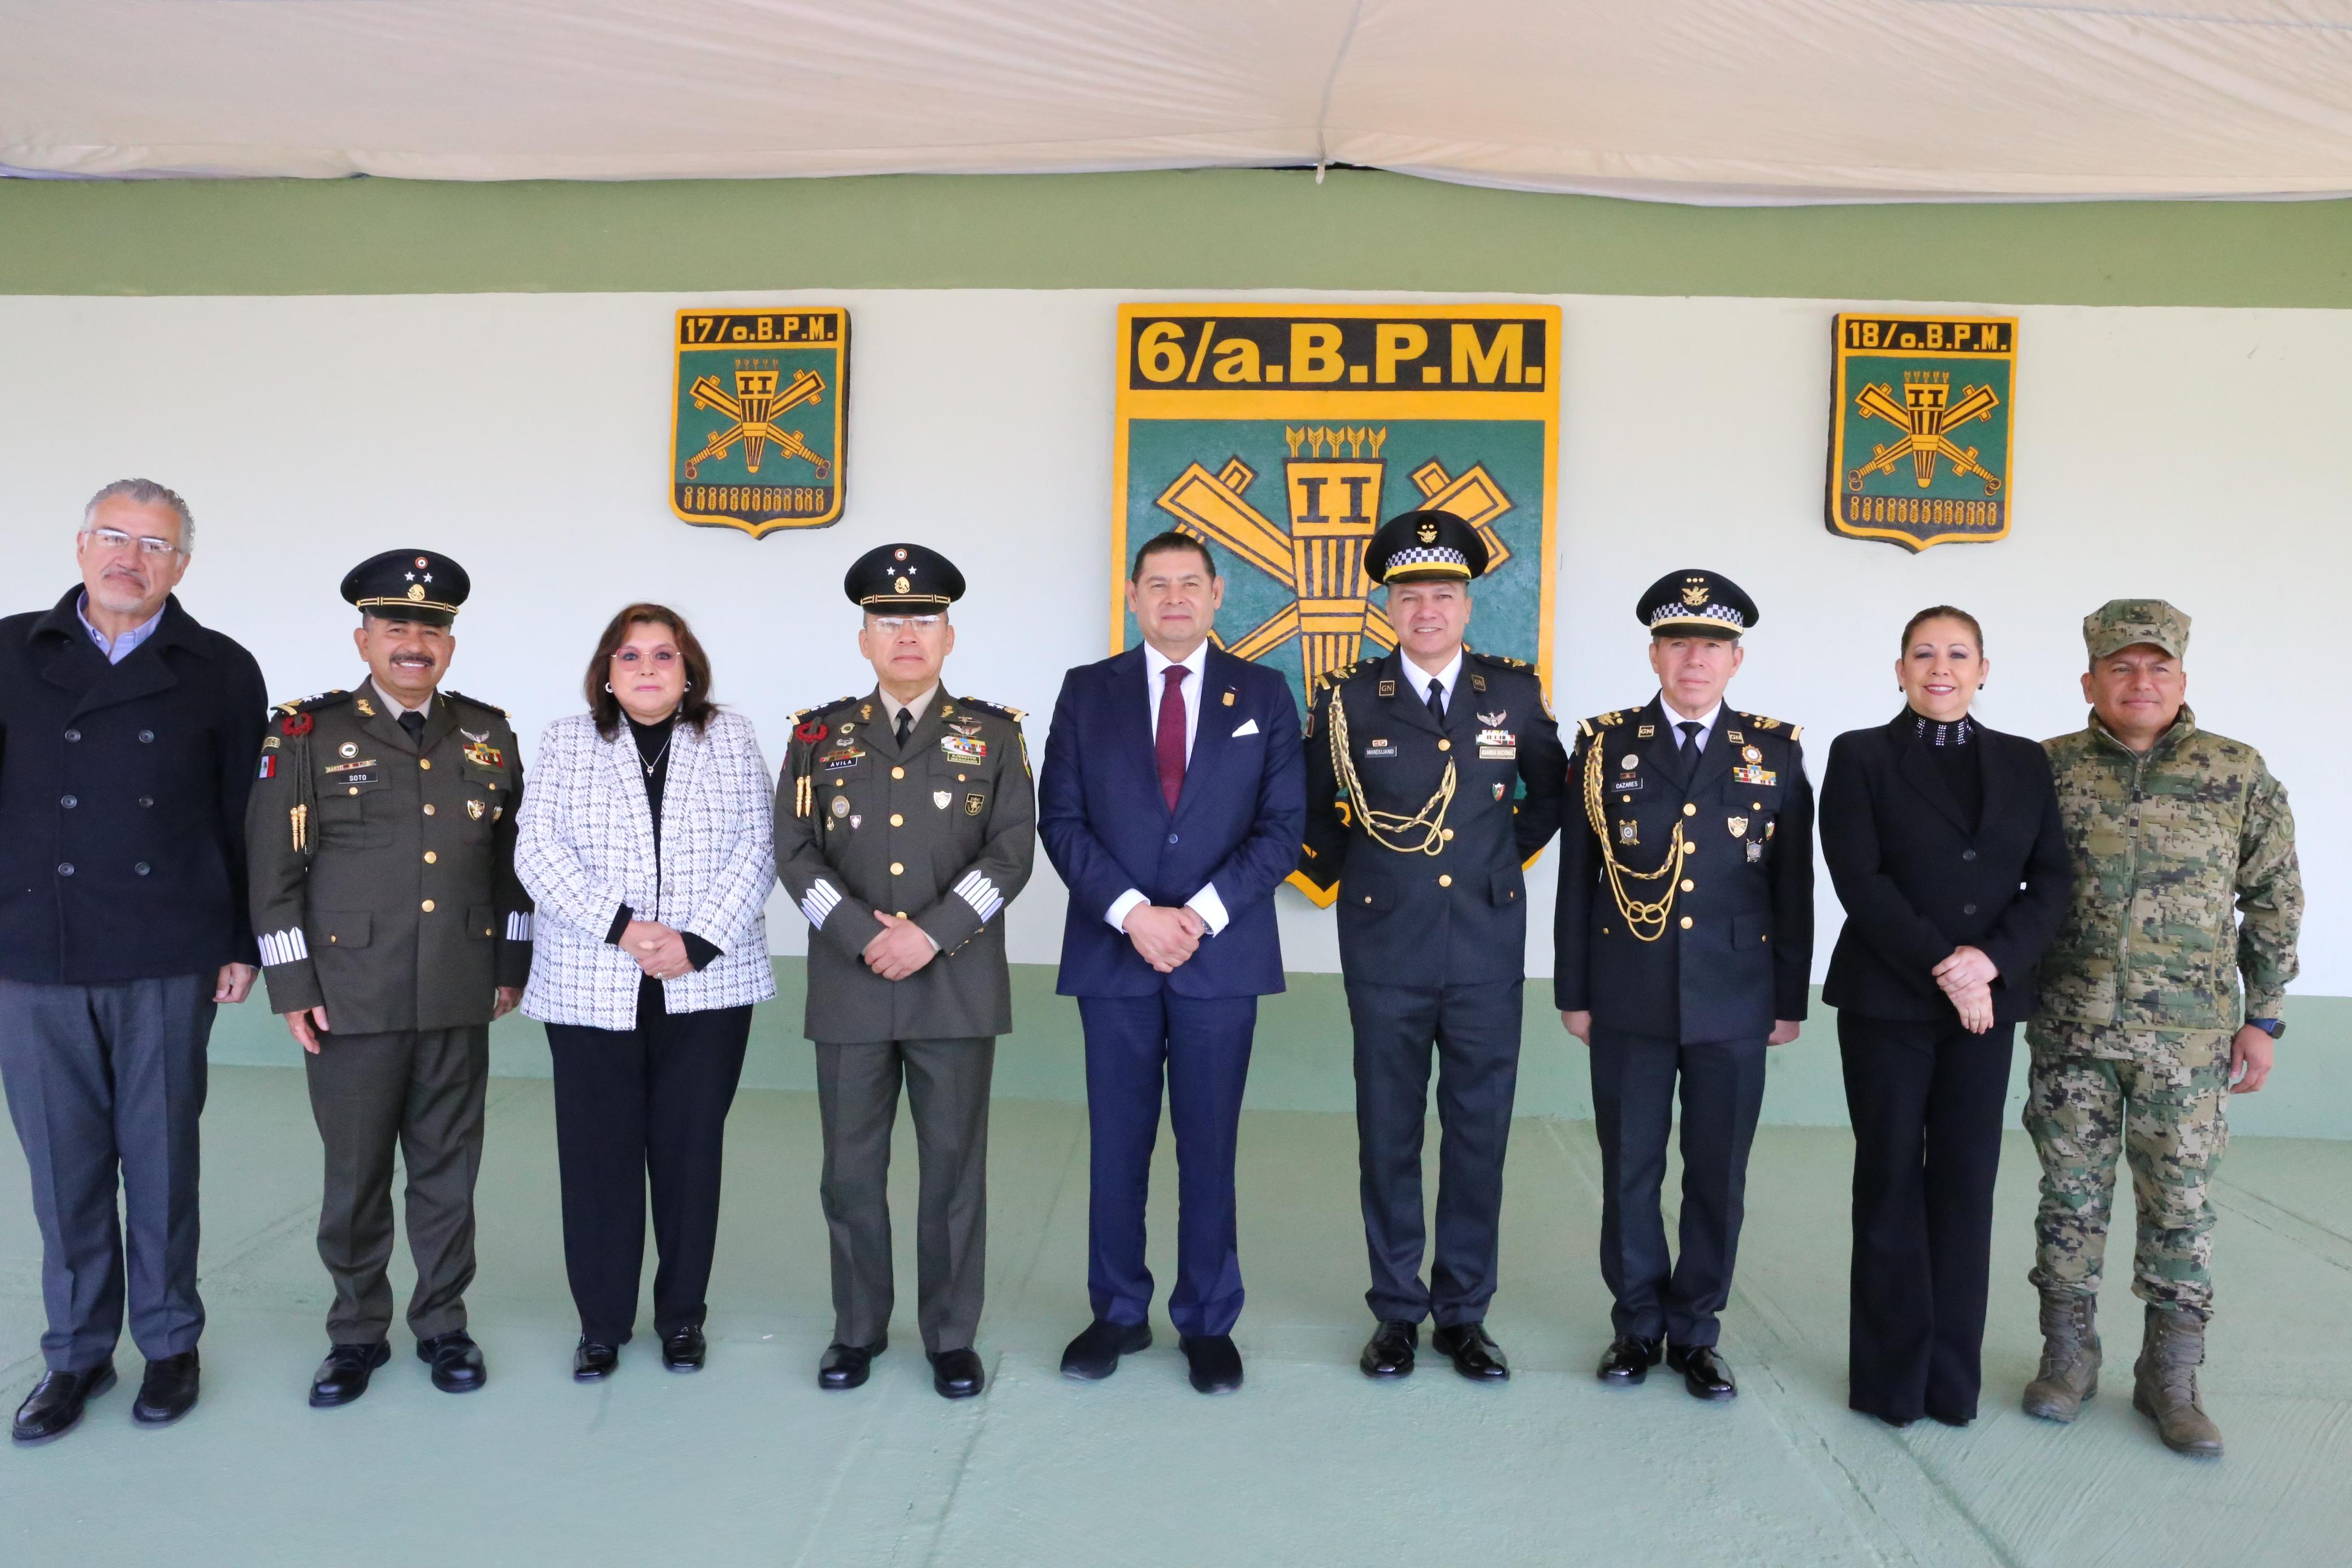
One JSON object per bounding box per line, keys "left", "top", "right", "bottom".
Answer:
{"left": 1231, "top": 718, "right": 1260, "bottom": 737}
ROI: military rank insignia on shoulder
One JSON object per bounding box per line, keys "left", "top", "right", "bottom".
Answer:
{"left": 443, "top": 690, "right": 509, "bottom": 720}
{"left": 1741, "top": 712, "right": 1802, "bottom": 743}
{"left": 953, "top": 696, "right": 1026, "bottom": 724}
{"left": 1577, "top": 709, "right": 1628, "bottom": 739}
{"left": 274, "top": 689, "right": 352, "bottom": 737}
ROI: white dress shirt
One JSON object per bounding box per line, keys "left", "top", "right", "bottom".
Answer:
{"left": 1661, "top": 698, "right": 1724, "bottom": 752}
{"left": 1105, "top": 639, "right": 1230, "bottom": 938}
{"left": 1402, "top": 646, "right": 1465, "bottom": 718}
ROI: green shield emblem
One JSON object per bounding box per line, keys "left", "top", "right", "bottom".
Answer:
{"left": 671, "top": 307, "right": 849, "bottom": 537}
{"left": 1828, "top": 313, "right": 2016, "bottom": 551}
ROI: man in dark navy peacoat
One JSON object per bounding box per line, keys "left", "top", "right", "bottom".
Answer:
{"left": 0, "top": 480, "right": 267, "bottom": 1444}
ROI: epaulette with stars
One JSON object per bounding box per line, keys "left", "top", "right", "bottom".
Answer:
{"left": 1575, "top": 708, "right": 1631, "bottom": 739}
{"left": 443, "top": 690, "right": 509, "bottom": 720}
{"left": 1465, "top": 648, "right": 1534, "bottom": 673}
{"left": 790, "top": 694, "right": 864, "bottom": 745}
{"left": 1317, "top": 657, "right": 1381, "bottom": 688}
{"left": 1738, "top": 711, "right": 1804, "bottom": 743}
{"left": 954, "top": 696, "right": 1026, "bottom": 724}
{"left": 271, "top": 689, "right": 352, "bottom": 737}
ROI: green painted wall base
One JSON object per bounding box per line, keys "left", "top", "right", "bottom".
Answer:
{"left": 206, "top": 959, "right": 2350, "bottom": 1140}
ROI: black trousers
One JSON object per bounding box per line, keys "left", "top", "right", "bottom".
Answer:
{"left": 1588, "top": 1026, "right": 1767, "bottom": 1348}
{"left": 1346, "top": 978, "right": 1523, "bottom": 1327}
{"left": 544, "top": 981, "right": 752, "bottom": 1344}
{"left": 1839, "top": 1012, "right": 2016, "bottom": 1423}
{"left": 0, "top": 975, "right": 212, "bottom": 1370}
{"left": 305, "top": 1023, "right": 489, "bottom": 1344}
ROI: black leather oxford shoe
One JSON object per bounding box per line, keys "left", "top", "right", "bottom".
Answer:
{"left": 819, "top": 1339, "right": 884, "bottom": 1391}
{"left": 310, "top": 1342, "right": 391, "bottom": 1408}
{"left": 1596, "top": 1334, "right": 1663, "bottom": 1387}
{"left": 1432, "top": 1322, "right": 1510, "bottom": 1382}
{"left": 132, "top": 1350, "right": 200, "bottom": 1427}
{"left": 929, "top": 1347, "right": 985, "bottom": 1400}
{"left": 1179, "top": 1333, "right": 1244, "bottom": 1394}
{"left": 417, "top": 1331, "right": 487, "bottom": 1393}
{"left": 1360, "top": 1320, "right": 1419, "bottom": 1379}
{"left": 573, "top": 1338, "right": 620, "bottom": 1381}
{"left": 1060, "top": 1318, "right": 1152, "bottom": 1381}
{"left": 1666, "top": 1342, "right": 1738, "bottom": 1401}
{"left": 661, "top": 1326, "right": 707, "bottom": 1372}
{"left": 12, "top": 1361, "right": 115, "bottom": 1444}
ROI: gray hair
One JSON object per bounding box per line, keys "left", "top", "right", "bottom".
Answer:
{"left": 82, "top": 478, "right": 194, "bottom": 552}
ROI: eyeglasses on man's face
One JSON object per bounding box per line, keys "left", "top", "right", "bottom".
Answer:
{"left": 868, "top": 615, "right": 942, "bottom": 634}
{"left": 81, "top": 527, "right": 183, "bottom": 557}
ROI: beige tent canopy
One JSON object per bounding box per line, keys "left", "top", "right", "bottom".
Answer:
{"left": 5, "top": 0, "right": 2351, "bottom": 201}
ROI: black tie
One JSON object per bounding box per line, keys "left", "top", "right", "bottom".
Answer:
{"left": 1426, "top": 678, "right": 1446, "bottom": 725}
{"left": 399, "top": 711, "right": 426, "bottom": 748}
{"left": 1677, "top": 720, "right": 1704, "bottom": 781}
{"left": 896, "top": 706, "right": 914, "bottom": 747}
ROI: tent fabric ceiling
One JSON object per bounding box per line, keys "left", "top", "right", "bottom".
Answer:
{"left": 5, "top": 0, "right": 2352, "bottom": 202}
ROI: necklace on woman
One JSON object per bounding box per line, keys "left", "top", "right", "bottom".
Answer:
{"left": 639, "top": 733, "right": 671, "bottom": 777}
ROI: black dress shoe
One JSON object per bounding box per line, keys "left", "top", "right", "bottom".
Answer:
{"left": 1432, "top": 1322, "right": 1510, "bottom": 1382}
{"left": 417, "top": 1331, "right": 487, "bottom": 1393}
{"left": 573, "top": 1338, "right": 620, "bottom": 1381}
{"left": 132, "top": 1350, "right": 200, "bottom": 1426}
{"left": 1927, "top": 1409, "right": 1973, "bottom": 1428}
{"left": 1060, "top": 1318, "right": 1152, "bottom": 1381}
{"left": 818, "top": 1339, "right": 884, "bottom": 1391}
{"left": 1360, "top": 1320, "right": 1418, "bottom": 1379}
{"left": 12, "top": 1361, "right": 115, "bottom": 1444}
{"left": 1179, "top": 1333, "right": 1244, "bottom": 1394}
{"left": 1666, "top": 1342, "right": 1738, "bottom": 1401}
{"left": 1596, "top": 1334, "right": 1663, "bottom": 1386}
{"left": 661, "top": 1326, "right": 707, "bottom": 1372}
{"left": 310, "top": 1342, "right": 391, "bottom": 1408}
{"left": 929, "top": 1346, "right": 985, "bottom": 1400}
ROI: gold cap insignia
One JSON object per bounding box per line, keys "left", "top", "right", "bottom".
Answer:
{"left": 1416, "top": 520, "right": 1439, "bottom": 544}
{"left": 894, "top": 577, "right": 910, "bottom": 595}
{"left": 1681, "top": 580, "right": 1709, "bottom": 607}
{"left": 407, "top": 583, "right": 426, "bottom": 601}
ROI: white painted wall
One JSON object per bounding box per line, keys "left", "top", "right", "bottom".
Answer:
{"left": 1, "top": 289, "right": 2338, "bottom": 991}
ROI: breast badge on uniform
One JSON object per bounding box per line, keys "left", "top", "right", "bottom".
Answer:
{"left": 1111, "top": 302, "right": 1560, "bottom": 727}
{"left": 1476, "top": 713, "right": 1517, "bottom": 760}
{"left": 1727, "top": 815, "right": 1749, "bottom": 837}
{"left": 940, "top": 733, "right": 987, "bottom": 765}
{"left": 462, "top": 739, "right": 504, "bottom": 769}
{"left": 1731, "top": 763, "right": 1777, "bottom": 786}
{"left": 468, "top": 799, "right": 486, "bottom": 821}
{"left": 1829, "top": 312, "right": 2016, "bottom": 553}
{"left": 933, "top": 790, "right": 953, "bottom": 811}
{"left": 965, "top": 793, "right": 985, "bottom": 816}
{"left": 671, "top": 306, "right": 849, "bottom": 538}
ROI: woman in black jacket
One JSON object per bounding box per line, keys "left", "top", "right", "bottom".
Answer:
{"left": 1820, "top": 606, "right": 2071, "bottom": 1428}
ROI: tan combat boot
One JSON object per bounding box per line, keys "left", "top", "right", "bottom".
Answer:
{"left": 2133, "top": 1305, "right": 2223, "bottom": 1457}
{"left": 2021, "top": 1289, "right": 2100, "bottom": 1421}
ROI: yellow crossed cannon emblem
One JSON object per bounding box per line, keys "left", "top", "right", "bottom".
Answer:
{"left": 1848, "top": 370, "right": 2001, "bottom": 494}
{"left": 684, "top": 360, "right": 831, "bottom": 481}
{"left": 1151, "top": 425, "right": 1517, "bottom": 690}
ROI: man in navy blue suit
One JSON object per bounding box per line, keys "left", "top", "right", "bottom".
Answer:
{"left": 1039, "top": 531, "right": 1305, "bottom": 1394}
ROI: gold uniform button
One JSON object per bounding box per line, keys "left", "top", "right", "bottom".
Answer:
{"left": 1438, "top": 874, "right": 1452, "bottom": 887}
{"left": 1680, "top": 878, "right": 1694, "bottom": 891}
{"left": 422, "top": 899, "right": 436, "bottom": 913}
{"left": 1683, "top": 803, "right": 1697, "bottom": 817}
{"left": 424, "top": 851, "right": 438, "bottom": 864}
{"left": 1441, "top": 828, "right": 1455, "bottom": 841}
{"left": 422, "top": 804, "right": 435, "bottom": 816}
{"left": 419, "top": 759, "right": 431, "bottom": 770}
{"left": 1436, "top": 739, "right": 1451, "bottom": 752}
{"left": 1753, "top": 800, "right": 1763, "bottom": 809}
{"left": 890, "top": 862, "right": 904, "bottom": 876}
{"left": 1621, "top": 794, "right": 1632, "bottom": 804}
{"left": 348, "top": 786, "right": 359, "bottom": 796}
{"left": 1679, "top": 915, "right": 1693, "bottom": 929}
{"left": 890, "top": 813, "right": 904, "bottom": 826}
{"left": 892, "top": 766, "right": 905, "bottom": 779}
{"left": 895, "top": 911, "right": 907, "bottom": 919}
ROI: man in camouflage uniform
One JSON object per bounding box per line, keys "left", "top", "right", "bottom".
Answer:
{"left": 2021, "top": 599, "right": 2301, "bottom": 1457}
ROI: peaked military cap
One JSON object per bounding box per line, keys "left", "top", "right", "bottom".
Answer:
{"left": 1365, "top": 509, "right": 1489, "bottom": 585}
{"left": 2083, "top": 598, "right": 2189, "bottom": 661}
{"left": 341, "top": 549, "right": 470, "bottom": 626}
{"left": 1636, "top": 568, "right": 1757, "bottom": 640}
{"left": 845, "top": 543, "right": 965, "bottom": 613}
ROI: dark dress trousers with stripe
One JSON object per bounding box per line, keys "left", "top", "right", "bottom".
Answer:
{"left": 1040, "top": 644, "right": 1303, "bottom": 1339}
{"left": 1821, "top": 711, "right": 2070, "bottom": 1422}
{"left": 1555, "top": 696, "right": 1814, "bottom": 1349}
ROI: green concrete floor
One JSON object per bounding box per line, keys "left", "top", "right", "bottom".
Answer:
{"left": 2, "top": 1067, "right": 2347, "bottom": 1566}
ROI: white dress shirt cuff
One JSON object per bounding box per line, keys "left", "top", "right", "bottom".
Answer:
{"left": 1184, "top": 883, "right": 1230, "bottom": 937}
{"left": 1105, "top": 889, "right": 1148, "bottom": 933}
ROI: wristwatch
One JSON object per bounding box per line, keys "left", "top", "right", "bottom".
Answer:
{"left": 2247, "top": 1017, "right": 2285, "bottom": 1039}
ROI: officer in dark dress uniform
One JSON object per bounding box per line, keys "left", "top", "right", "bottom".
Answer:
{"left": 774, "top": 544, "right": 1036, "bottom": 1401}
{"left": 1298, "top": 511, "right": 1567, "bottom": 1383}
{"left": 1555, "top": 569, "right": 1813, "bottom": 1401}
{"left": 245, "top": 551, "right": 533, "bottom": 1407}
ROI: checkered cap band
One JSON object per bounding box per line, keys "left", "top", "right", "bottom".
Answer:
{"left": 1385, "top": 546, "right": 1469, "bottom": 572}
{"left": 1649, "top": 601, "right": 1746, "bottom": 631}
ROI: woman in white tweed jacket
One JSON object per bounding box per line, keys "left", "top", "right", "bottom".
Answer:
{"left": 515, "top": 604, "right": 775, "bottom": 1380}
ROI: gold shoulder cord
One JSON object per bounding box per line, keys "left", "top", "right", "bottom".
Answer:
{"left": 1584, "top": 737, "right": 1690, "bottom": 941}
{"left": 1328, "top": 683, "right": 1455, "bottom": 856}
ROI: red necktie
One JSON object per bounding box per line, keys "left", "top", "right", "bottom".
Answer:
{"left": 1157, "top": 665, "right": 1188, "bottom": 812}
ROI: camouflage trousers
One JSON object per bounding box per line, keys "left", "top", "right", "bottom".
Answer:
{"left": 2021, "top": 1021, "right": 2232, "bottom": 1321}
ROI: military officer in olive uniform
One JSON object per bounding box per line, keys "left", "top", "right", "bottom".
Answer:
{"left": 775, "top": 544, "right": 1036, "bottom": 1401}
{"left": 1555, "top": 569, "right": 1813, "bottom": 1402}
{"left": 245, "top": 551, "right": 531, "bottom": 1407}
{"left": 1298, "top": 510, "right": 1567, "bottom": 1384}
